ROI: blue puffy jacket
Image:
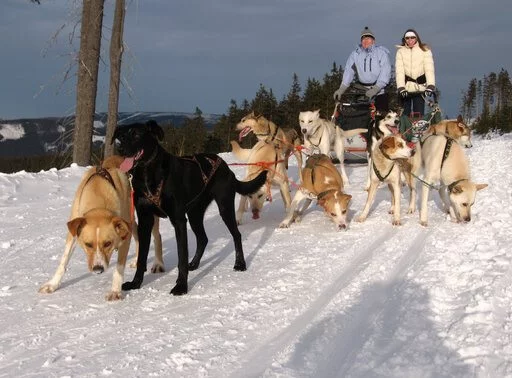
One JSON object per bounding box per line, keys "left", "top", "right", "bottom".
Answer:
{"left": 341, "top": 44, "right": 391, "bottom": 93}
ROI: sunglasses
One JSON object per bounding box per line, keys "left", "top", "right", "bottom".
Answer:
{"left": 405, "top": 36, "right": 417, "bottom": 40}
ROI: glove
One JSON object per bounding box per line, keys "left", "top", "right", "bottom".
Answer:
{"left": 365, "top": 85, "right": 381, "bottom": 99}
{"left": 398, "top": 87, "right": 408, "bottom": 98}
{"left": 333, "top": 84, "right": 348, "bottom": 101}
{"left": 424, "top": 85, "right": 436, "bottom": 97}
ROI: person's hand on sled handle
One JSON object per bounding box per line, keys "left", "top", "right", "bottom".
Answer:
{"left": 333, "top": 84, "right": 349, "bottom": 101}
{"left": 424, "top": 85, "right": 436, "bottom": 97}
{"left": 365, "top": 85, "right": 381, "bottom": 99}
{"left": 398, "top": 87, "right": 408, "bottom": 98}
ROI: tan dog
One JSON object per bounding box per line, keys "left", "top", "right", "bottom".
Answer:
{"left": 423, "top": 115, "right": 472, "bottom": 148}
{"left": 102, "top": 156, "right": 164, "bottom": 273}
{"left": 39, "top": 158, "right": 135, "bottom": 300}
{"left": 358, "top": 135, "right": 412, "bottom": 225}
{"left": 279, "top": 154, "right": 352, "bottom": 230}
{"left": 299, "top": 109, "right": 367, "bottom": 185}
{"left": 230, "top": 140, "right": 291, "bottom": 224}
{"left": 236, "top": 111, "right": 303, "bottom": 181}
{"left": 415, "top": 134, "right": 487, "bottom": 226}
{"left": 403, "top": 116, "right": 474, "bottom": 215}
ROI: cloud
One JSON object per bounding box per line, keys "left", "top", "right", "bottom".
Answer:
{"left": 0, "top": 0, "right": 510, "bottom": 119}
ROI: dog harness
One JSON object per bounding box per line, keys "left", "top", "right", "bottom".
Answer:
{"left": 372, "top": 142, "right": 396, "bottom": 182}
{"left": 413, "top": 135, "right": 468, "bottom": 191}
{"left": 84, "top": 166, "right": 117, "bottom": 189}
{"left": 255, "top": 120, "right": 279, "bottom": 142}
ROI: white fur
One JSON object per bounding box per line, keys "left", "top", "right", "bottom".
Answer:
{"left": 299, "top": 110, "right": 367, "bottom": 185}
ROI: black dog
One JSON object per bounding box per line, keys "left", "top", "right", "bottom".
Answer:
{"left": 112, "top": 120, "right": 267, "bottom": 295}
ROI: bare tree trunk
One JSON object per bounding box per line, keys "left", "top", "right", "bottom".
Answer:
{"left": 73, "top": 0, "right": 104, "bottom": 166}
{"left": 104, "top": 0, "right": 125, "bottom": 158}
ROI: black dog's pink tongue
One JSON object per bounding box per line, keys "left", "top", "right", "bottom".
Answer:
{"left": 119, "top": 157, "right": 134, "bottom": 173}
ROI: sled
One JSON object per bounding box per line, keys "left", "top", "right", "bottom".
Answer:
{"left": 399, "top": 95, "right": 443, "bottom": 146}
{"left": 332, "top": 86, "right": 372, "bottom": 163}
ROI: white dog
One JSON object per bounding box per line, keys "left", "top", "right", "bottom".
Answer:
{"left": 299, "top": 110, "right": 367, "bottom": 185}
{"left": 416, "top": 134, "right": 487, "bottom": 226}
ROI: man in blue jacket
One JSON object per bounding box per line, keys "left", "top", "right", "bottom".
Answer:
{"left": 333, "top": 26, "right": 391, "bottom": 111}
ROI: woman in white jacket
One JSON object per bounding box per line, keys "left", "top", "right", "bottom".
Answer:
{"left": 395, "top": 29, "right": 436, "bottom": 118}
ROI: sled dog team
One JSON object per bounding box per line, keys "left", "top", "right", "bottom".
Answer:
{"left": 39, "top": 112, "right": 486, "bottom": 300}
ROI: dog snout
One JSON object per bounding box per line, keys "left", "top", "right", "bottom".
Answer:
{"left": 92, "top": 265, "right": 104, "bottom": 274}
{"left": 302, "top": 128, "right": 307, "bottom": 135}
{"left": 337, "top": 223, "right": 347, "bottom": 231}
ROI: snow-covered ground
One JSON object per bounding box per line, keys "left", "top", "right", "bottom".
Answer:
{"left": 0, "top": 134, "right": 511, "bottom": 377}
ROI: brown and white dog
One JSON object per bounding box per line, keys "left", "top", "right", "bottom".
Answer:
{"left": 279, "top": 154, "right": 352, "bottom": 230}
{"left": 358, "top": 135, "right": 412, "bottom": 225}
{"left": 415, "top": 134, "right": 487, "bottom": 226}
{"left": 39, "top": 157, "right": 135, "bottom": 301}
{"left": 422, "top": 115, "right": 472, "bottom": 148}
{"left": 365, "top": 110, "right": 401, "bottom": 190}
{"left": 230, "top": 140, "right": 291, "bottom": 223}
{"left": 299, "top": 109, "right": 367, "bottom": 185}
{"left": 236, "top": 111, "right": 303, "bottom": 181}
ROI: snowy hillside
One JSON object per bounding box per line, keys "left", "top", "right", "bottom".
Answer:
{"left": 0, "top": 134, "right": 511, "bottom": 377}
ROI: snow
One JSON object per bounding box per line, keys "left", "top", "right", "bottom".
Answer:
{"left": 0, "top": 123, "right": 25, "bottom": 141}
{"left": 0, "top": 134, "right": 511, "bottom": 377}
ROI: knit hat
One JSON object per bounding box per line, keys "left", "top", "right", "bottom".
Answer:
{"left": 404, "top": 30, "right": 417, "bottom": 38}
{"left": 361, "top": 26, "right": 375, "bottom": 40}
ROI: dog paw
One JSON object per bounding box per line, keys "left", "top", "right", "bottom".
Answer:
{"left": 151, "top": 263, "right": 165, "bottom": 273}
{"left": 392, "top": 219, "right": 401, "bottom": 226}
{"left": 129, "top": 258, "right": 137, "bottom": 269}
{"left": 278, "top": 222, "right": 290, "bottom": 228}
{"left": 170, "top": 283, "right": 188, "bottom": 296}
{"left": 188, "top": 260, "right": 200, "bottom": 271}
{"left": 407, "top": 207, "right": 415, "bottom": 214}
{"left": 357, "top": 216, "right": 366, "bottom": 223}
{"left": 233, "top": 261, "right": 247, "bottom": 271}
{"left": 105, "top": 291, "right": 123, "bottom": 301}
{"left": 122, "top": 280, "right": 142, "bottom": 291}
{"left": 420, "top": 220, "right": 428, "bottom": 227}
{"left": 38, "top": 283, "right": 57, "bottom": 294}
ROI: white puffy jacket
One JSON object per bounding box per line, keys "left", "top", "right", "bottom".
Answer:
{"left": 395, "top": 44, "right": 435, "bottom": 93}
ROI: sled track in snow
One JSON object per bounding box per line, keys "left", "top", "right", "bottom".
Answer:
{"left": 313, "top": 227, "right": 433, "bottom": 377}
{"left": 231, "top": 226, "right": 432, "bottom": 377}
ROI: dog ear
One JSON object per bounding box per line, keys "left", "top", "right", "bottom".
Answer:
{"left": 67, "top": 217, "right": 86, "bottom": 237}
{"left": 450, "top": 184, "right": 463, "bottom": 194}
{"left": 457, "top": 114, "right": 463, "bottom": 123}
{"left": 112, "top": 217, "right": 132, "bottom": 240}
{"left": 146, "top": 120, "right": 165, "bottom": 141}
{"left": 476, "top": 183, "right": 488, "bottom": 191}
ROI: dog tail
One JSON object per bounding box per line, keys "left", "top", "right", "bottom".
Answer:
{"left": 236, "top": 171, "right": 268, "bottom": 195}
{"left": 339, "top": 128, "right": 368, "bottom": 138}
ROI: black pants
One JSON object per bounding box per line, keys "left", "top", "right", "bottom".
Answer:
{"left": 401, "top": 92, "right": 425, "bottom": 118}
{"left": 374, "top": 93, "right": 389, "bottom": 112}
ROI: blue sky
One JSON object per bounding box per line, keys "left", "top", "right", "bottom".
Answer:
{"left": 0, "top": 0, "right": 510, "bottom": 120}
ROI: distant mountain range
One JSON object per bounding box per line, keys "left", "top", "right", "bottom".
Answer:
{"left": 0, "top": 112, "right": 222, "bottom": 158}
